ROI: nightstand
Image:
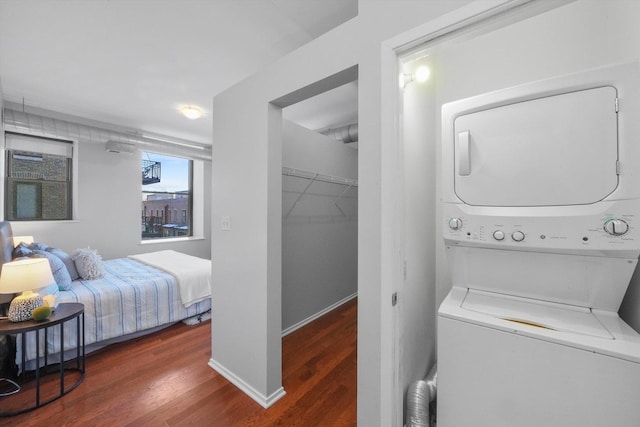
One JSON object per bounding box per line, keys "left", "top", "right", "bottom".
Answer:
{"left": 0, "top": 302, "right": 85, "bottom": 416}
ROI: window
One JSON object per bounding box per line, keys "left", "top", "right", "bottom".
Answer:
{"left": 141, "top": 152, "right": 192, "bottom": 240}
{"left": 5, "top": 133, "right": 73, "bottom": 221}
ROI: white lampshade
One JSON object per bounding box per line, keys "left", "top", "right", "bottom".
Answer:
{"left": 0, "top": 258, "right": 54, "bottom": 294}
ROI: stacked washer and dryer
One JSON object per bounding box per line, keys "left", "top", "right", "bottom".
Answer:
{"left": 438, "top": 63, "right": 640, "bottom": 427}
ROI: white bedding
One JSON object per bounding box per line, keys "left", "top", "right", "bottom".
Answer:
{"left": 129, "top": 250, "right": 211, "bottom": 307}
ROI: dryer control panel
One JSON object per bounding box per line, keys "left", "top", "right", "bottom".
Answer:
{"left": 443, "top": 200, "right": 640, "bottom": 256}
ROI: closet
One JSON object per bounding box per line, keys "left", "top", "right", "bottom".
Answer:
{"left": 280, "top": 119, "right": 358, "bottom": 334}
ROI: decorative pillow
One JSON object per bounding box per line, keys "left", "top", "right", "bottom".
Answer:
{"left": 30, "top": 250, "right": 73, "bottom": 291}
{"left": 12, "top": 242, "right": 33, "bottom": 258}
{"left": 10, "top": 256, "right": 59, "bottom": 309}
{"left": 72, "top": 248, "right": 104, "bottom": 280}
{"left": 28, "top": 242, "right": 49, "bottom": 251}
{"left": 45, "top": 247, "right": 80, "bottom": 280}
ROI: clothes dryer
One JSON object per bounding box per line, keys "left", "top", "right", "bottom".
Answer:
{"left": 438, "top": 63, "right": 640, "bottom": 427}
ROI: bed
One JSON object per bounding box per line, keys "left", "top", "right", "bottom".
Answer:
{"left": 0, "top": 221, "right": 212, "bottom": 371}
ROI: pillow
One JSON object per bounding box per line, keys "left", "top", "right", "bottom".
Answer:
{"left": 30, "top": 250, "right": 73, "bottom": 291}
{"left": 72, "top": 248, "right": 104, "bottom": 280}
{"left": 12, "top": 242, "right": 33, "bottom": 258}
{"left": 35, "top": 281, "right": 59, "bottom": 309}
{"left": 45, "top": 247, "right": 80, "bottom": 280}
{"left": 28, "top": 242, "right": 49, "bottom": 251}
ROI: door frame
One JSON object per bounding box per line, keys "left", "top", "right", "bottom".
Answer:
{"left": 378, "top": 0, "right": 574, "bottom": 424}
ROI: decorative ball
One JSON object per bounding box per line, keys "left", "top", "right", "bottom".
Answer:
{"left": 8, "top": 294, "right": 44, "bottom": 322}
{"left": 32, "top": 305, "right": 52, "bottom": 321}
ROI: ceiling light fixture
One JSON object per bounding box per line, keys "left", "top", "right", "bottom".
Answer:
{"left": 180, "top": 105, "right": 204, "bottom": 120}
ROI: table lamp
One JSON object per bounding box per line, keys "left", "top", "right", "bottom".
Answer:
{"left": 0, "top": 258, "right": 55, "bottom": 322}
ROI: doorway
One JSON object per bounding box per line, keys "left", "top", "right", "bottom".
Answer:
{"left": 280, "top": 80, "right": 358, "bottom": 335}
{"left": 273, "top": 71, "right": 359, "bottom": 420}
{"left": 392, "top": 0, "right": 640, "bottom": 424}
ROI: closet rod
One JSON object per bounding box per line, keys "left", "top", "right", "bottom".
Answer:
{"left": 282, "top": 166, "right": 358, "bottom": 187}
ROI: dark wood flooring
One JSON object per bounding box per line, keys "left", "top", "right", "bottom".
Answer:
{"left": 1, "top": 298, "right": 357, "bottom": 426}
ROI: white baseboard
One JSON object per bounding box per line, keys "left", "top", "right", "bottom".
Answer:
{"left": 208, "top": 358, "right": 286, "bottom": 409}
{"left": 208, "top": 293, "right": 356, "bottom": 407}
{"left": 282, "top": 292, "right": 357, "bottom": 337}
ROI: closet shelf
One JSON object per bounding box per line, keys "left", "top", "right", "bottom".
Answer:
{"left": 282, "top": 166, "right": 358, "bottom": 187}
{"left": 282, "top": 166, "right": 357, "bottom": 218}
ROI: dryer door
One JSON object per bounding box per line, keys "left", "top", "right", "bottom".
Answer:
{"left": 454, "top": 86, "right": 618, "bottom": 206}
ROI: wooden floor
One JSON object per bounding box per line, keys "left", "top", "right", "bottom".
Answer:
{"left": 2, "top": 298, "right": 357, "bottom": 426}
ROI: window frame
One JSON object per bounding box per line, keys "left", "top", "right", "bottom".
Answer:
{"left": 4, "top": 132, "right": 74, "bottom": 222}
{"left": 140, "top": 151, "right": 193, "bottom": 240}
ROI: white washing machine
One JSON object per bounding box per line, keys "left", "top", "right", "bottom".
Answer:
{"left": 437, "top": 63, "right": 640, "bottom": 427}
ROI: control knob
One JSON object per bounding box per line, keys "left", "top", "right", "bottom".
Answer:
{"left": 448, "top": 218, "right": 463, "bottom": 230}
{"left": 511, "top": 231, "right": 525, "bottom": 242}
{"left": 493, "top": 230, "right": 505, "bottom": 241}
{"left": 604, "top": 218, "right": 629, "bottom": 236}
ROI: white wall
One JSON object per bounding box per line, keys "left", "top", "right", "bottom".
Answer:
{"left": 281, "top": 120, "right": 357, "bottom": 332}
{"left": 5, "top": 130, "right": 211, "bottom": 260}
{"left": 398, "top": 53, "right": 439, "bottom": 419}
{"left": 210, "top": 0, "right": 473, "bottom": 423}
{"left": 427, "top": 0, "right": 640, "bottom": 333}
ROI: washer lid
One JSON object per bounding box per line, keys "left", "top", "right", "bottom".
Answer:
{"left": 461, "top": 289, "right": 614, "bottom": 339}
{"left": 453, "top": 86, "right": 618, "bottom": 206}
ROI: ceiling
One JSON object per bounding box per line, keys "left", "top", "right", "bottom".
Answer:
{"left": 283, "top": 80, "right": 358, "bottom": 133}
{"left": 0, "top": 0, "right": 358, "bottom": 146}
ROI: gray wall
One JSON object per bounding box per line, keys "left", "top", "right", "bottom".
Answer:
{"left": 0, "top": 77, "right": 10, "bottom": 305}
{"left": 281, "top": 120, "right": 357, "bottom": 332}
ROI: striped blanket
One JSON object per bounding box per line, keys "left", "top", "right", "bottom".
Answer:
{"left": 17, "top": 257, "right": 211, "bottom": 368}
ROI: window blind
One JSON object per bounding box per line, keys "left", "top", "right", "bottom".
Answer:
{"left": 5, "top": 132, "right": 73, "bottom": 158}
